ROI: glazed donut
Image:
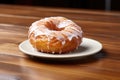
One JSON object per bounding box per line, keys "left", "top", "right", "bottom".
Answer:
{"left": 28, "top": 16, "right": 83, "bottom": 54}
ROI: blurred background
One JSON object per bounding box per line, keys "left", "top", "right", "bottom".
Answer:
{"left": 0, "top": 0, "right": 120, "bottom": 11}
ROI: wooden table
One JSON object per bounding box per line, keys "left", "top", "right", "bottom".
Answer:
{"left": 0, "top": 4, "right": 120, "bottom": 80}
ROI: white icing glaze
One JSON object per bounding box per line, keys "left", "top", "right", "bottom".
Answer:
{"left": 63, "top": 32, "right": 74, "bottom": 41}
{"left": 58, "top": 20, "right": 73, "bottom": 28}
{"left": 29, "top": 17, "right": 83, "bottom": 53}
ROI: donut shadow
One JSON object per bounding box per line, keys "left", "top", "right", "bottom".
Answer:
{"left": 71, "top": 46, "right": 89, "bottom": 54}
{"left": 26, "top": 46, "right": 107, "bottom": 65}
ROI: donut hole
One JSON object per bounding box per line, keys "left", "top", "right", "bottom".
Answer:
{"left": 45, "top": 21, "right": 64, "bottom": 31}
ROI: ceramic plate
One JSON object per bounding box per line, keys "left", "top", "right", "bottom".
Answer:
{"left": 19, "top": 38, "right": 102, "bottom": 59}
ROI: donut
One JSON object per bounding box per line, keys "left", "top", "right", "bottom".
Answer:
{"left": 28, "top": 16, "right": 83, "bottom": 54}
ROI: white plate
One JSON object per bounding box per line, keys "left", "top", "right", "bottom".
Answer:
{"left": 19, "top": 38, "right": 102, "bottom": 59}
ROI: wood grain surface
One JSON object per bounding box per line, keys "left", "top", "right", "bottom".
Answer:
{"left": 0, "top": 4, "right": 120, "bottom": 80}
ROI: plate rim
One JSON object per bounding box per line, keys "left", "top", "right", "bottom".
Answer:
{"left": 19, "top": 38, "right": 102, "bottom": 59}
